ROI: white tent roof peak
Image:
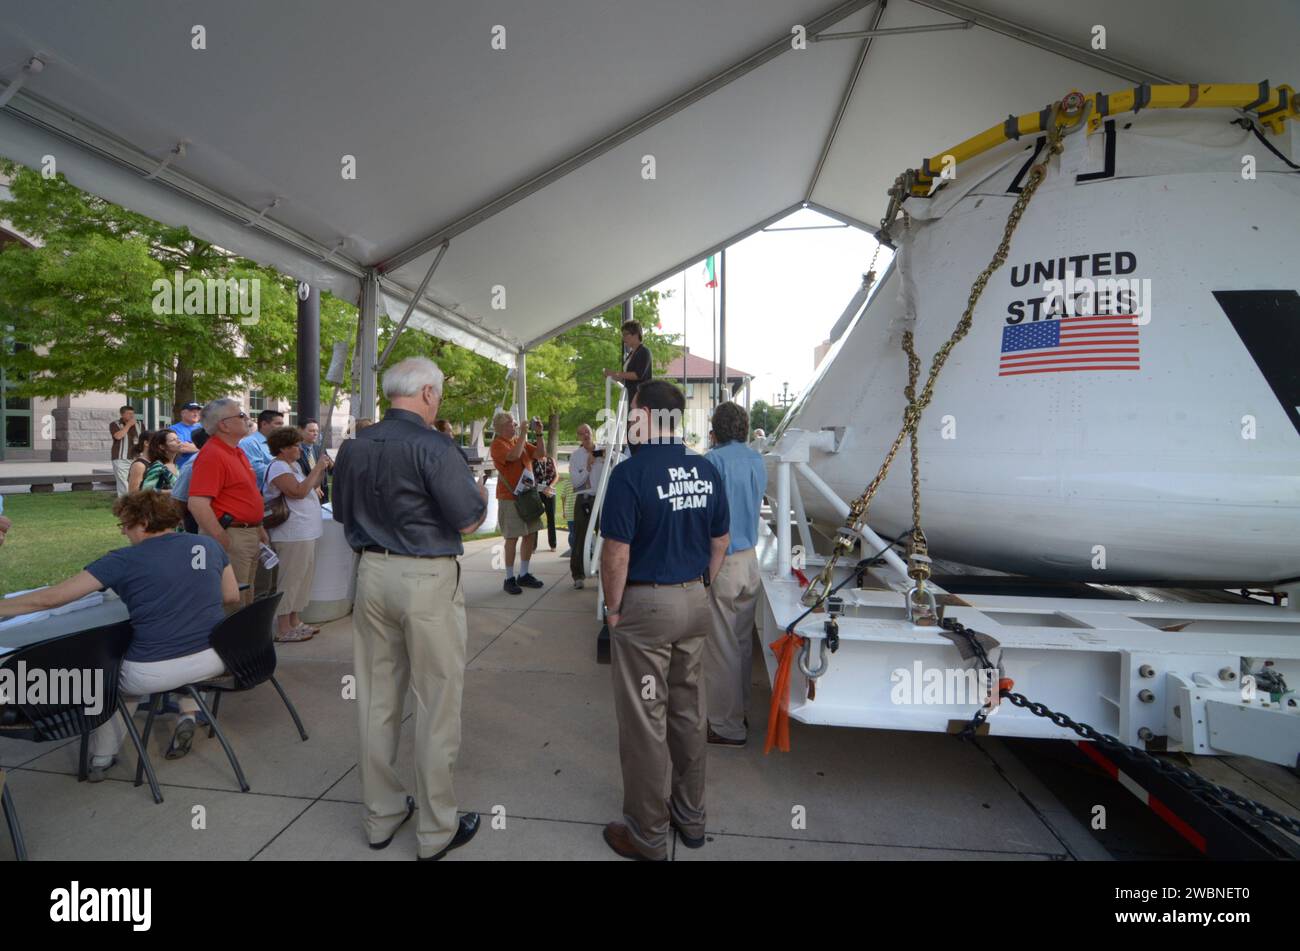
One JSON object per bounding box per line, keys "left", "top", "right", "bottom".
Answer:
{"left": 0, "top": 1, "right": 1293, "bottom": 364}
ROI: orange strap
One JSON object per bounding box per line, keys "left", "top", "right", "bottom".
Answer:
{"left": 765, "top": 631, "right": 804, "bottom": 753}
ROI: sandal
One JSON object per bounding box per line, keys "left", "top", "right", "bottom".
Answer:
{"left": 274, "top": 626, "right": 314, "bottom": 642}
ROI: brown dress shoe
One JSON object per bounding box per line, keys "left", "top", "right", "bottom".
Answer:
{"left": 602, "top": 822, "right": 665, "bottom": 861}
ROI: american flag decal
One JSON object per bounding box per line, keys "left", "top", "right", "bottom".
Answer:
{"left": 999, "top": 314, "right": 1140, "bottom": 376}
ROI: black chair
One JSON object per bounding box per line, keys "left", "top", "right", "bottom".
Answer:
{"left": 0, "top": 622, "right": 164, "bottom": 860}
{"left": 2, "top": 770, "right": 28, "bottom": 861}
{"left": 134, "top": 593, "right": 308, "bottom": 794}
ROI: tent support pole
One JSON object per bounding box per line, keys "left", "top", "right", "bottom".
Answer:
{"left": 375, "top": 241, "right": 449, "bottom": 372}
{"left": 516, "top": 351, "right": 528, "bottom": 424}
{"left": 357, "top": 270, "right": 380, "bottom": 421}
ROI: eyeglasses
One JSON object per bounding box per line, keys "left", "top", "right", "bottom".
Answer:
{"left": 220, "top": 412, "right": 249, "bottom": 424}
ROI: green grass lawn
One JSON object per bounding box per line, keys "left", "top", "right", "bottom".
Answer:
{"left": 0, "top": 491, "right": 501, "bottom": 592}
{"left": 0, "top": 491, "right": 125, "bottom": 592}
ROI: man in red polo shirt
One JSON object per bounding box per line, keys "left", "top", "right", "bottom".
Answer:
{"left": 188, "top": 398, "right": 268, "bottom": 605}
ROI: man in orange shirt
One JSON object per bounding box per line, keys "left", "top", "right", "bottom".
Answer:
{"left": 490, "top": 411, "right": 545, "bottom": 595}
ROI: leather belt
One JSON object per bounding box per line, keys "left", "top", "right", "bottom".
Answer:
{"left": 360, "top": 546, "right": 452, "bottom": 559}
{"left": 227, "top": 521, "right": 262, "bottom": 528}
{"left": 626, "top": 578, "right": 704, "bottom": 588}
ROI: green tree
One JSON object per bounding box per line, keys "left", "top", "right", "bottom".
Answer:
{"left": 748, "top": 399, "right": 784, "bottom": 435}
{"left": 374, "top": 316, "right": 505, "bottom": 432}
{"left": 0, "top": 157, "right": 356, "bottom": 416}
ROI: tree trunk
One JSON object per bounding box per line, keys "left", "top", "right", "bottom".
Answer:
{"left": 548, "top": 410, "right": 560, "bottom": 458}
{"left": 173, "top": 359, "right": 196, "bottom": 417}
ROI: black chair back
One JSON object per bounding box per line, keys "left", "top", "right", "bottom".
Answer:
{"left": 0, "top": 621, "right": 133, "bottom": 741}
{"left": 209, "top": 593, "right": 283, "bottom": 690}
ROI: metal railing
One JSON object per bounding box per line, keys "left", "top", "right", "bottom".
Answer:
{"left": 584, "top": 379, "right": 630, "bottom": 617}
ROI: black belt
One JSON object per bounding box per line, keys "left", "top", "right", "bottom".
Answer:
{"left": 359, "top": 546, "right": 452, "bottom": 559}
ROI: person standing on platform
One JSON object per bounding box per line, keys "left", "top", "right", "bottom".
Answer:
{"left": 188, "top": 399, "right": 267, "bottom": 606}
{"left": 603, "top": 319, "right": 652, "bottom": 403}
{"left": 598, "top": 380, "right": 730, "bottom": 861}
{"left": 703, "top": 401, "right": 767, "bottom": 748}
{"left": 169, "top": 402, "right": 204, "bottom": 469}
{"left": 239, "top": 409, "right": 284, "bottom": 491}
{"left": 331, "top": 356, "right": 489, "bottom": 861}
{"left": 490, "top": 411, "right": 545, "bottom": 595}
{"left": 110, "top": 406, "right": 141, "bottom": 496}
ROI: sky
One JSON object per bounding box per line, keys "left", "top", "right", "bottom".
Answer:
{"left": 649, "top": 206, "right": 890, "bottom": 409}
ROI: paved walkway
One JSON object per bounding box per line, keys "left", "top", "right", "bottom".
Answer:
{"left": 0, "top": 538, "right": 1102, "bottom": 861}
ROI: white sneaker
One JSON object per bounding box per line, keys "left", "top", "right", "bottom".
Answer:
{"left": 573, "top": 578, "right": 585, "bottom": 589}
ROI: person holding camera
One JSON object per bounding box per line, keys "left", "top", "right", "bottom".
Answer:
{"left": 109, "top": 405, "right": 142, "bottom": 496}
{"left": 566, "top": 423, "right": 600, "bottom": 588}
{"left": 490, "top": 411, "right": 546, "bottom": 595}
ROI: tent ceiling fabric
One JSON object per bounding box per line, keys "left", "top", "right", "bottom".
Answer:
{"left": 1, "top": 1, "right": 1293, "bottom": 364}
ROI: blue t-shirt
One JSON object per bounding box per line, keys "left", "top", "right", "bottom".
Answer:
{"left": 170, "top": 421, "right": 202, "bottom": 468}
{"left": 600, "top": 441, "right": 729, "bottom": 584}
{"left": 85, "top": 534, "right": 230, "bottom": 663}
{"left": 706, "top": 440, "right": 768, "bottom": 554}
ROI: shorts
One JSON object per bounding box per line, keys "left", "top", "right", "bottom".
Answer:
{"left": 497, "top": 498, "right": 543, "bottom": 539}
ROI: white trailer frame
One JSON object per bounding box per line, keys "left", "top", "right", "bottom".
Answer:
{"left": 761, "top": 429, "right": 1300, "bottom": 768}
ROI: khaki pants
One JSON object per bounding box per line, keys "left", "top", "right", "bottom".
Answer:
{"left": 272, "top": 539, "right": 316, "bottom": 615}
{"left": 222, "top": 525, "right": 263, "bottom": 606}
{"left": 353, "top": 551, "right": 467, "bottom": 858}
{"left": 705, "top": 548, "right": 761, "bottom": 741}
{"left": 611, "top": 581, "right": 710, "bottom": 859}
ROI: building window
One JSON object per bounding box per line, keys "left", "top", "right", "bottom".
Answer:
{"left": 249, "top": 390, "right": 266, "bottom": 413}
{"left": 1, "top": 337, "right": 32, "bottom": 452}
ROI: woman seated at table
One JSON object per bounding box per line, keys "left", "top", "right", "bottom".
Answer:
{"left": 125, "top": 430, "right": 153, "bottom": 493}
{"left": 0, "top": 491, "right": 239, "bottom": 778}
{"left": 263, "top": 426, "right": 330, "bottom": 642}
{"left": 140, "top": 429, "right": 181, "bottom": 493}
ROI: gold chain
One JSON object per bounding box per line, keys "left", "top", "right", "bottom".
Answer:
{"left": 801, "top": 102, "right": 1070, "bottom": 608}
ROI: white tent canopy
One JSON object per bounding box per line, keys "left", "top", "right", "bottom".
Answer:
{"left": 1, "top": 0, "right": 1295, "bottom": 406}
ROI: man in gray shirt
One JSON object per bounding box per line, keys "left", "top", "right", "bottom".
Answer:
{"left": 331, "top": 356, "right": 488, "bottom": 861}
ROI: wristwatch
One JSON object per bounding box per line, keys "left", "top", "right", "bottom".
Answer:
{"left": 604, "top": 601, "right": 622, "bottom": 616}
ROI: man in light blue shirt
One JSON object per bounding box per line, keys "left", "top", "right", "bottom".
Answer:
{"left": 239, "top": 409, "right": 283, "bottom": 491}
{"left": 703, "top": 401, "right": 768, "bottom": 747}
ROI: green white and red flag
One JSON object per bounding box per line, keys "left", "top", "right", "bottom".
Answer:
{"left": 703, "top": 255, "right": 718, "bottom": 288}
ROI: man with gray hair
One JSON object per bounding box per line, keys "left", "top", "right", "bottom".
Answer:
{"left": 188, "top": 397, "right": 266, "bottom": 605}
{"left": 331, "top": 356, "right": 489, "bottom": 861}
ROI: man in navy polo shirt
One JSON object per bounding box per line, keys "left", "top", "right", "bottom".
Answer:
{"left": 598, "top": 379, "right": 730, "bottom": 861}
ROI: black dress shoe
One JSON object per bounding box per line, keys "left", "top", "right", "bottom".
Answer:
{"left": 418, "top": 812, "right": 480, "bottom": 861}
{"left": 707, "top": 726, "right": 746, "bottom": 747}
{"left": 370, "top": 796, "right": 416, "bottom": 850}
{"left": 516, "top": 572, "right": 544, "bottom": 589}
{"left": 668, "top": 806, "right": 706, "bottom": 849}
{"left": 503, "top": 577, "right": 523, "bottom": 595}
